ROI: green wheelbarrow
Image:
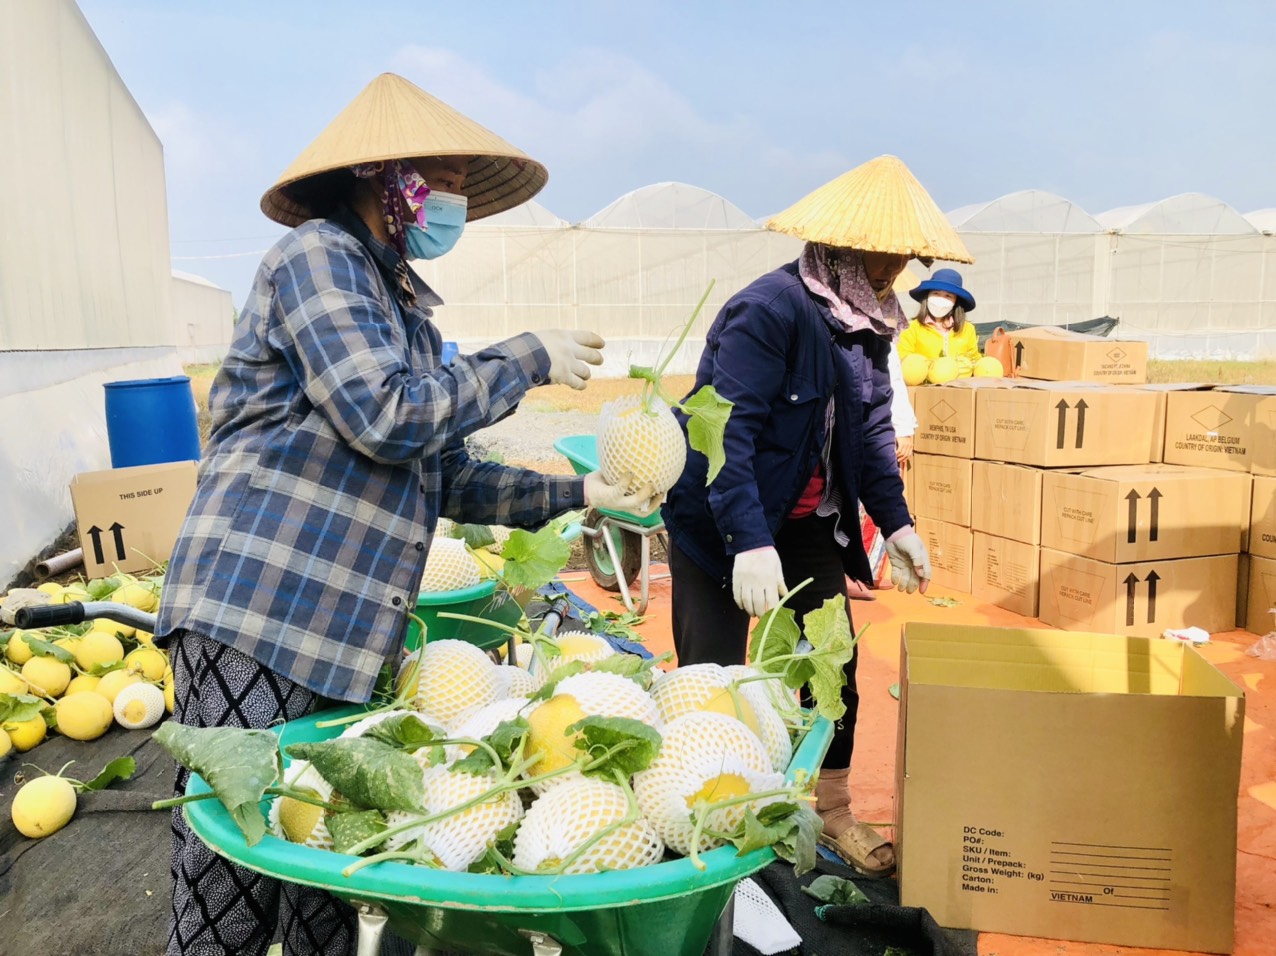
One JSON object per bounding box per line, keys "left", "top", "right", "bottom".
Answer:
{"left": 553, "top": 435, "right": 666, "bottom": 616}
{"left": 181, "top": 707, "right": 833, "bottom": 956}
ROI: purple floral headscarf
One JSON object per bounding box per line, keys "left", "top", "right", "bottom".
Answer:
{"left": 798, "top": 243, "right": 905, "bottom": 340}
{"left": 350, "top": 159, "right": 431, "bottom": 258}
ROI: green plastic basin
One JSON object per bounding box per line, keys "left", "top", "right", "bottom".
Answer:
{"left": 182, "top": 707, "right": 833, "bottom": 956}
{"left": 405, "top": 581, "right": 522, "bottom": 653}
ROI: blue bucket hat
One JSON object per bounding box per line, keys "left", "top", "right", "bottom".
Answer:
{"left": 909, "top": 268, "right": 975, "bottom": 312}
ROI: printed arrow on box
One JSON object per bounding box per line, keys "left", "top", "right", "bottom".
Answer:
{"left": 1074, "top": 399, "right": 1088, "bottom": 449}
{"left": 1146, "top": 570, "right": 1160, "bottom": 623}
{"left": 86, "top": 525, "right": 106, "bottom": 565}
{"left": 1126, "top": 490, "right": 1141, "bottom": 544}
{"left": 1014, "top": 341, "right": 1024, "bottom": 369}
{"left": 110, "top": 522, "right": 126, "bottom": 561}
{"left": 1147, "top": 489, "right": 1161, "bottom": 542}
{"left": 1125, "top": 571, "right": 1139, "bottom": 627}
{"left": 1056, "top": 400, "right": 1069, "bottom": 449}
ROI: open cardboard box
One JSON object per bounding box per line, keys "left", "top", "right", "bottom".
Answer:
{"left": 896, "top": 622, "right": 1244, "bottom": 953}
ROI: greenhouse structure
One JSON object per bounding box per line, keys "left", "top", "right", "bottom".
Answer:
{"left": 419, "top": 185, "right": 1276, "bottom": 368}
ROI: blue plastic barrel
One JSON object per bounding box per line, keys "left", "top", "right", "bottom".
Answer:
{"left": 103, "top": 376, "right": 202, "bottom": 468}
{"left": 440, "top": 341, "right": 459, "bottom": 365}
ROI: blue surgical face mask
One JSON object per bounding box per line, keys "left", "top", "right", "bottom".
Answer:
{"left": 404, "top": 191, "right": 468, "bottom": 260}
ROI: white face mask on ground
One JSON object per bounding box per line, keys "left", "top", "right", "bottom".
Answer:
{"left": 927, "top": 294, "right": 956, "bottom": 319}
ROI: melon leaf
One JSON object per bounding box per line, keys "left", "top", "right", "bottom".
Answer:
{"left": 501, "top": 525, "right": 572, "bottom": 592}
{"left": 568, "top": 715, "right": 662, "bottom": 778}
{"left": 682, "top": 385, "right": 734, "bottom": 486}
{"left": 152, "top": 723, "right": 284, "bottom": 846}
{"left": 286, "top": 738, "right": 425, "bottom": 814}
{"left": 801, "top": 599, "right": 857, "bottom": 722}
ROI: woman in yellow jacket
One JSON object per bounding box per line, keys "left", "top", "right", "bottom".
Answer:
{"left": 897, "top": 268, "right": 980, "bottom": 361}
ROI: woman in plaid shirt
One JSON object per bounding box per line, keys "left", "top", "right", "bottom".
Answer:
{"left": 156, "top": 74, "right": 653, "bottom": 956}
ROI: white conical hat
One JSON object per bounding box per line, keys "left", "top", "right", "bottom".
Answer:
{"left": 261, "top": 73, "right": 547, "bottom": 227}
{"left": 766, "top": 155, "right": 973, "bottom": 263}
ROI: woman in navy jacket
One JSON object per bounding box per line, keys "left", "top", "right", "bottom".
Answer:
{"left": 662, "top": 155, "right": 973, "bottom": 877}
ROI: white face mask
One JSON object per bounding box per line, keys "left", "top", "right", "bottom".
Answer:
{"left": 927, "top": 294, "right": 956, "bottom": 319}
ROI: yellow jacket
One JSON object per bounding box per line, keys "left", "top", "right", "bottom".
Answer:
{"left": 897, "top": 319, "right": 981, "bottom": 361}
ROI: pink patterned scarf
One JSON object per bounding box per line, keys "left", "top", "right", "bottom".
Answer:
{"left": 798, "top": 243, "right": 904, "bottom": 339}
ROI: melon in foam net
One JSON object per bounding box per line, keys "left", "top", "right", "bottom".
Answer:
{"left": 420, "top": 537, "right": 482, "bottom": 592}
{"left": 597, "top": 282, "right": 733, "bottom": 494}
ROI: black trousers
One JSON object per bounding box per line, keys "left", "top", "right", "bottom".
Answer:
{"left": 669, "top": 514, "right": 859, "bottom": 769}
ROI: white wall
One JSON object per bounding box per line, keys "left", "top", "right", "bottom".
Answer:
{"left": 0, "top": 0, "right": 187, "bottom": 581}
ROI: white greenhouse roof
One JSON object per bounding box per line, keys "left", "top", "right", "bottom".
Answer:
{"left": 478, "top": 199, "right": 567, "bottom": 228}
{"left": 1244, "top": 208, "right": 1276, "bottom": 233}
{"left": 1096, "top": 193, "right": 1257, "bottom": 234}
{"left": 946, "top": 190, "right": 1100, "bottom": 233}
{"left": 171, "top": 269, "right": 222, "bottom": 288}
{"left": 584, "top": 182, "right": 758, "bottom": 229}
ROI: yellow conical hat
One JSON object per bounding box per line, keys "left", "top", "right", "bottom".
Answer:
{"left": 766, "top": 155, "right": 973, "bottom": 263}
{"left": 261, "top": 73, "right": 547, "bottom": 227}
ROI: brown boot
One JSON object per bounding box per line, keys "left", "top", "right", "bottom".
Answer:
{"left": 814, "top": 769, "right": 895, "bottom": 878}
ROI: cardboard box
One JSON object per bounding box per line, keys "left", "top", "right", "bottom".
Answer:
{"left": 1137, "top": 383, "right": 1214, "bottom": 463}
{"left": 1038, "top": 549, "right": 1237, "bottom": 636}
{"left": 975, "top": 382, "right": 1158, "bottom": 468}
{"left": 911, "top": 454, "right": 973, "bottom": 526}
{"left": 1251, "top": 476, "right": 1276, "bottom": 560}
{"left": 914, "top": 517, "right": 973, "bottom": 593}
{"left": 1008, "top": 327, "right": 1149, "bottom": 383}
{"left": 895, "top": 622, "right": 1243, "bottom": 953}
{"left": 1162, "top": 386, "right": 1276, "bottom": 474}
{"left": 1241, "top": 388, "right": 1276, "bottom": 476}
{"left": 971, "top": 461, "right": 1045, "bottom": 545}
{"left": 70, "top": 462, "right": 198, "bottom": 578}
{"left": 1041, "top": 465, "right": 1250, "bottom": 563}
{"left": 971, "top": 532, "right": 1040, "bottom": 617}
{"left": 1244, "top": 554, "right": 1276, "bottom": 634}
{"left": 913, "top": 380, "right": 1011, "bottom": 459}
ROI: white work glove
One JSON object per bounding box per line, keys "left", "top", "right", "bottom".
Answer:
{"left": 732, "top": 546, "right": 788, "bottom": 618}
{"left": 885, "top": 527, "right": 932, "bottom": 594}
{"left": 583, "top": 471, "right": 663, "bottom": 518}
{"left": 535, "top": 329, "right": 605, "bottom": 390}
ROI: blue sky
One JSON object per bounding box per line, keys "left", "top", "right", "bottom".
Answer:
{"left": 78, "top": 0, "right": 1276, "bottom": 306}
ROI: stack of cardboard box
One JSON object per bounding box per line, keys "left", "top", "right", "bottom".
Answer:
{"left": 901, "top": 329, "right": 1276, "bottom": 635}
{"left": 1158, "top": 385, "right": 1276, "bottom": 634}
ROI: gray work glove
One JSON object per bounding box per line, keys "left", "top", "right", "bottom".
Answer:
{"left": 534, "top": 330, "right": 605, "bottom": 390}
{"left": 732, "top": 546, "right": 788, "bottom": 618}
{"left": 885, "top": 527, "right": 932, "bottom": 594}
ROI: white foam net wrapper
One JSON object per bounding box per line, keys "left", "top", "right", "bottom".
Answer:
{"left": 634, "top": 711, "right": 781, "bottom": 855}
{"left": 434, "top": 516, "right": 456, "bottom": 539}
{"left": 420, "top": 537, "right": 482, "bottom": 592}
{"left": 721, "top": 666, "right": 793, "bottom": 773}
{"left": 634, "top": 760, "right": 785, "bottom": 855}
{"left": 269, "top": 760, "right": 336, "bottom": 850}
{"left": 651, "top": 664, "right": 791, "bottom": 772}
{"left": 544, "top": 630, "right": 617, "bottom": 669}
{"left": 486, "top": 525, "right": 512, "bottom": 552}
{"left": 413, "top": 640, "right": 505, "bottom": 726}
{"left": 512, "top": 777, "right": 663, "bottom": 874}
{"left": 524, "top": 671, "right": 663, "bottom": 793}
{"left": 504, "top": 665, "right": 541, "bottom": 698}
{"left": 597, "top": 394, "right": 687, "bottom": 495}
{"left": 649, "top": 663, "right": 732, "bottom": 724}
{"left": 383, "top": 765, "right": 522, "bottom": 870}
{"left": 445, "top": 696, "right": 531, "bottom": 763}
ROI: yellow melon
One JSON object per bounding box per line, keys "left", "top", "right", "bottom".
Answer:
{"left": 974, "top": 356, "right": 1005, "bottom": 378}
{"left": 927, "top": 356, "right": 959, "bottom": 384}
{"left": 900, "top": 354, "right": 930, "bottom": 386}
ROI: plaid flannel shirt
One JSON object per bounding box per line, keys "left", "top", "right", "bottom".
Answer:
{"left": 156, "top": 209, "right": 584, "bottom": 702}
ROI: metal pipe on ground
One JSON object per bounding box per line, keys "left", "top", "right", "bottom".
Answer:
{"left": 34, "top": 548, "right": 84, "bottom": 580}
